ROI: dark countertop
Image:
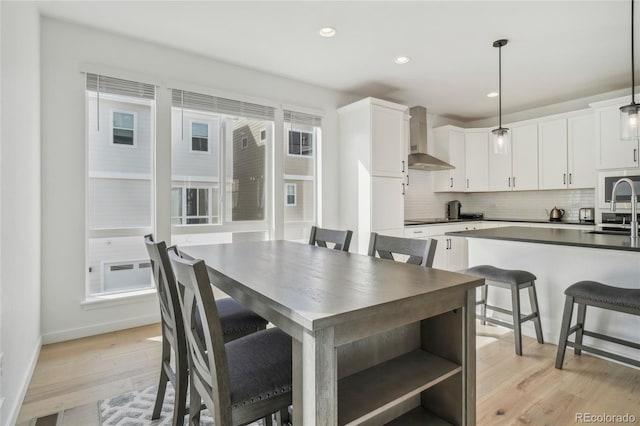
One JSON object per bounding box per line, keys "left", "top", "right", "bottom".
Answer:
{"left": 482, "top": 218, "right": 593, "bottom": 226}
{"left": 404, "top": 218, "right": 594, "bottom": 227}
{"left": 446, "top": 226, "right": 640, "bottom": 252}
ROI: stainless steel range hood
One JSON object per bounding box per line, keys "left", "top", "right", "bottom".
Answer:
{"left": 408, "top": 106, "right": 454, "bottom": 170}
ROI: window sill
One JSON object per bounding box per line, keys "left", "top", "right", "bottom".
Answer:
{"left": 81, "top": 288, "right": 157, "bottom": 310}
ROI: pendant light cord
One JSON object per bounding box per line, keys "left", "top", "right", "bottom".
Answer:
{"left": 499, "top": 44, "right": 503, "bottom": 128}
{"left": 633, "top": 0, "right": 636, "bottom": 104}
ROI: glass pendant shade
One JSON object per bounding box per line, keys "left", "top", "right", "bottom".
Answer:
{"left": 492, "top": 127, "right": 510, "bottom": 155}
{"left": 620, "top": 102, "right": 640, "bottom": 140}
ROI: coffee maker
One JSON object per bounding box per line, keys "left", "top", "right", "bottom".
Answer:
{"left": 447, "top": 200, "right": 462, "bottom": 220}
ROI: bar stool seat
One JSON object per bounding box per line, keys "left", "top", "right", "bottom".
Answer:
{"left": 555, "top": 281, "right": 640, "bottom": 369}
{"left": 465, "top": 265, "right": 544, "bottom": 356}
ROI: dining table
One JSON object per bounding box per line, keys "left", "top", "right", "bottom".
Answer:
{"left": 180, "top": 240, "right": 483, "bottom": 426}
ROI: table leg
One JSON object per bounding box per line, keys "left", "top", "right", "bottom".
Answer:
{"left": 464, "top": 288, "right": 477, "bottom": 426}
{"left": 302, "top": 327, "right": 337, "bottom": 426}
{"left": 292, "top": 338, "right": 303, "bottom": 425}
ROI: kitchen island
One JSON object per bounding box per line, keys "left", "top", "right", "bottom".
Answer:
{"left": 447, "top": 226, "right": 640, "bottom": 360}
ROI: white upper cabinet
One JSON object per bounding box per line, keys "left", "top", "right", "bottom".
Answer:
{"left": 433, "top": 126, "right": 466, "bottom": 192}
{"left": 538, "top": 118, "right": 568, "bottom": 190}
{"left": 511, "top": 123, "right": 539, "bottom": 190}
{"left": 371, "top": 105, "right": 406, "bottom": 178}
{"left": 488, "top": 135, "right": 512, "bottom": 191}
{"left": 595, "top": 104, "right": 639, "bottom": 169}
{"left": 568, "top": 114, "right": 596, "bottom": 188}
{"left": 464, "top": 130, "right": 489, "bottom": 191}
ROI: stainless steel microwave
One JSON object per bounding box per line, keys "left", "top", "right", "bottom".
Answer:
{"left": 598, "top": 170, "right": 640, "bottom": 209}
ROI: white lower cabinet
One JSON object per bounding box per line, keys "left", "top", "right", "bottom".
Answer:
{"left": 405, "top": 223, "right": 483, "bottom": 271}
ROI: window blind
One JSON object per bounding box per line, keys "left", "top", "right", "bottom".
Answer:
{"left": 284, "top": 110, "right": 322, "bottom": 127}
{"left": 172, "top": 89, "right": 275, "bottom": 121}
{"left": 86, "top": 73, "right": 155, "bottom": 100}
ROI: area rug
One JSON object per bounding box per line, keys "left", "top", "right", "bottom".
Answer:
{"left": 98, "top": 383, "right": 263, "bottom": 425}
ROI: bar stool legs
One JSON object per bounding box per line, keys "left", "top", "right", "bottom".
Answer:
{"left": 529, "top": 285, "right": 544, "bottom": 345}
{"left": 511, "top": 284, "right": 523, "bottom": 356}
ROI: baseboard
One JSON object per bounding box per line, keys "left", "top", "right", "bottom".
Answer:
{"left": 5, "top": 336, "right": 41, "bottom": 426}
{"left": 42, "top": 314, "right": 160, "bottom": 344}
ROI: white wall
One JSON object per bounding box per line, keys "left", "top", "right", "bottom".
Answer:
{"left": 40, "top": 17, "right": 357, "bottom": 343}
{"left": 0, "top": 3, "right": 42, "bottom": 425}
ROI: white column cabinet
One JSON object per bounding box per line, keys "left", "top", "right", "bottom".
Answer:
{"left": 538, "top": 118, "right": 568, "bottom": 190}
{"left": 568, "top": 114, "right": 596, "bottom": 188}
{"left": 433, "top": 126, "right": 466, "bottom": 192}
{"left": 338, "top": 98, "right": 408, "bottom": 254}
{"left": 464, "top": 130, "right": 489, "bottom": 191}
{"left": 511, "top": 123, "right": 539, "bottom": 190}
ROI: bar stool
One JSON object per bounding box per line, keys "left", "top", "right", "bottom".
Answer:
{"left": 555, "top": 281, "right": 640, "bottom": 369}
{"left": 464, "top": 265, "right": 544, "bottom": 355}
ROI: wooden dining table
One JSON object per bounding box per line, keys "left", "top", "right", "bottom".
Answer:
{"left": 180, "top": 240, "right": 483, "bottom": 426}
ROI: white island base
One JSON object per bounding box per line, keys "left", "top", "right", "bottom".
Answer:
{"left": 468, "top": 238, "right": 640, "bottom": 363}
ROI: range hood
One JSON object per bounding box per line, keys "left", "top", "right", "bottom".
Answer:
{"left": 408, "top": 106, "right": 454, "bottom": 170}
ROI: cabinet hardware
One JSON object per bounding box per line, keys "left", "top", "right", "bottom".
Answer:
{"left": 413, "top": 230, "right": 423, "bottom": 234}
{"left": 513, "top": 176, "right": 516, "bottom": 187}
{"left": 406, "top": 174, "right": 410, "bottom": 186}
{"left": 402, "top": 183, "right": 405, "bottom": 195}
{"left": 401, "top": 160, "right": 405, "bottom": 173}
{"left": 450, "top": 177, "right": 453, "bottom": 188}
{"left": 635, "top": 149, "right": 638, "bottom": 163}
{"left": 508, "top": 177, "right": 511, "bottom": 187}
{"left": 569, "top": 173, "right": 572, "bottom": 184}
{"left": 466, "top": 178, "right": 469, "bottom": 189}
{"left": 563, "top": 173, "right": 566, "bottom": 185}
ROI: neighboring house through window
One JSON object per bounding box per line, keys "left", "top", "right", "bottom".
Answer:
{"left": 171, "top": 186, "right": 217, "bottom": 224}
{"left": 288, "top": 130, "right": 313, "bottom": 156}
{"left": 285, "top": 183, "right": 296, "bottom": 206}
{"left": 259, "top": 128, "right": 266, "bottom": 144}
{"left": 112, "top": 110, "right": 136, "bottom": 146}
{"left": 241, "top": 136, "right": 249, "bottom": 149}
{"left": 191, "top": 121, "right": 209, "bottom": 152}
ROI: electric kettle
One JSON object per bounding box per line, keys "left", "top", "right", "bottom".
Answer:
{"left": 547, "top": 206, "right": 565, "bottom": 222}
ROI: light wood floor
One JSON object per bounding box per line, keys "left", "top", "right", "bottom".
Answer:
{"left": 17, "top": 323, "right": 640, "bottom": 425}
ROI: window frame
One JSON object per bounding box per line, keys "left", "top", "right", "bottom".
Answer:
{"left": 110, "top": 109, "right": 137, "bottom": 147}
{"left": 171, "top": 184, "right": 218, "bottom": 225}
{"left": 287, "top": 129, "right": 314, "bottom": 157}
{"left": 241, "top": 136, "right": 249, "bottom": 150}
{"left": 259, "top": 128, "right": 267, "bottom": 145}
{"left": 189, "top": 120, "right": 211, "bottom": 154}
{"left": 285, "top": 183, "right": 297, "bottom": 206}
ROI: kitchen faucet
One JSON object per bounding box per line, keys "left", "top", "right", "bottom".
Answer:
{"left": 611, "top": 177, "right": 638, "bottom": 241}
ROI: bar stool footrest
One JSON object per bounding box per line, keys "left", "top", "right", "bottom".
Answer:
{"left": 566, "top": 341, "right": 640, "bottom": 368}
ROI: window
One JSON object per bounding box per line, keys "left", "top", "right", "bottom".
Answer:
{"left": 260, "top": 128, "right": 267, "bottom": 144}
{"left": 112, "top": 111, "right": 135, "bottom": 146}
{"left": 191, "top": 122, "right": 209, "bottom": 152}
{"left": 285, "top": 183, "right": 296, "bottom": 206}
{"left": 288, "top": 130, "right": 313, "bottom": 156}
{"left": 241, "top": 136, "right": 249, "bottom": 149}
{"left": 86, "top": 73, "right": 155, "bottom": 297}
{"left": 171, "top": 186, "right": 217, "bottom": 224}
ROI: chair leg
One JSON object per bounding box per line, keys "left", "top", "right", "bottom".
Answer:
{"left": 152, "top": 338, "right": 171, "bottom": 420}
{"left": 574, "top": 303, "right": 587, "bottom": 355}
{"left": 555, "top": 296, "right": 575, "bottom": 369}
{"left": 511, "top": 285, "right": 522, "bottom": 356}
{"left": 275, "top": 407, "right": 288, "bottom": 426}
{"left": 172, "top": 355, "right": 188, "bottom": 426}
{"left": 264, "top": 413, "right": 273, "bottom": 426}
{"left": 480, "top": 284, "right": 488, "bottom": 325}
{"left": 527, "top": 283, "right": 544, "bottom": 344}
{"left": 189, "top": 381, "right": 202, "bottom": 426}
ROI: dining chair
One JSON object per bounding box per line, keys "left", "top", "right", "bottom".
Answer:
{"left": 367, "top": 232, "right": 437, "bottom": 267}
{"left": 308, "top": 225, "right": 353, "bottom": 251}
{"left": 144, "top": 235, "right": 268, "bottom": 425}
{"left": 168, "top": 247, "right": 292, "bottom": 426}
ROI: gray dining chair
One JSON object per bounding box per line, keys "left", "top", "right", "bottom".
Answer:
{"left": 144, "top": 235, "right": 268, "bottom": 425}
{"left": 368, "top": 232, "right": 437, "bottom": 267}
{"left": 168, "top": 247, "right": 292, "bottom": 426}
{"left": 308, "top": 225, "right": 353, "bottom": 251}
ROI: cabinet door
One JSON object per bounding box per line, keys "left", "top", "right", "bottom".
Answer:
{"left": 430, "top": 235, "right": 448, "bottom": 270}
{"left": 447, "top": 236, "right": 468, "bottom": 271}
{"left": 371, "top": 176, "right": 404, "bottom": 231}
{"left": 465, "top": 131, "right": 489, "bottom": 191}
{"left": 371, "top": 105, "right": 405, "bottom": 178}
{"left": 488, "top": 136, "right": 512, "bottom": 191}
{"left": 432, "top": 127, "right": 465, "bottom": 192}
{"left": 449, "top": 130, "right": 466, "bottom": 191}
{"left": 512, "top": 123, "right": 539, "bottom": 190}
{"left": 568, "top": 115, "right": 596, "bottom": 188}
{"left": 597, "top": 107, "right": 639, "bottom": 169}
{"left": 538, "top": 119, "right": 568, "bottom": 190}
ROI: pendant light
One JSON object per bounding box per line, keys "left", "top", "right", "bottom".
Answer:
{"left": 621, "top": 0, "right": 640, "bottom": 140}
{"left": 492, "top": 39, "right": 509, "bottom": 155}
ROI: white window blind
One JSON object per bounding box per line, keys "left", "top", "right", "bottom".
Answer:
{"left": 86, "top": 73, "right": 155, "bottom": 100}
{"left": 172, "top": 89, "right": 275, "bottom": 121}
{"left": 284, "top": 110, "right": 322, "bottom": 127}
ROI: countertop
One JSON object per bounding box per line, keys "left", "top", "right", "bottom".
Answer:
{"left": 404, "top": 218, "right": 593, "bottom": 226}
{"left": 446, "top": 226, "right": 640, "bottom": 252}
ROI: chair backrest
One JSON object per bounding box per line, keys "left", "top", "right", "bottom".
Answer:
{"left": 168, "top": 247, "right": 233, "bottom": 426}
{"left": 367, "top": 232, "right": 437, "bottom": 267}
{"left": 309, "top": 226, "right": 353, "bottom": 252}
{"left": 144, "top": 234, "right": 184, "bottom": 343}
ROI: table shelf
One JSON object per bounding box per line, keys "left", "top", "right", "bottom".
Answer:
{"left": 337, "top": 349, "right": 461, "bottom": 425}
{"left": 384, "top": 406, "right": 453, "bottom": 425}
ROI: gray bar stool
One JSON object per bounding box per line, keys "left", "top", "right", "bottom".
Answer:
{"left": 464, "top": 265, "right": 544, "bottom": 355}
{"left": 555, "top": 281, "right": 640, "bottom": 369}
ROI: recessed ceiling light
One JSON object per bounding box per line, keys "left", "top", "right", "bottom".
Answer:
{"left": 487, "top": 92, "right": 499, "bottom": 98}
{"left": 318, "top": 27, "right": 336, "bottom": 38}
{"left": 395, "top": 56, "right": 411, "bottom": 65}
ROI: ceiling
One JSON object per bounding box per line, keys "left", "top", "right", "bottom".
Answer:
{"left": 37, "top": 1, "right": 635, "bottom": 122}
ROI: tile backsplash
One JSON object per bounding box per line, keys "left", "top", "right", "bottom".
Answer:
{"left": 405, "top": 170, "right": 595, "bottom": 221}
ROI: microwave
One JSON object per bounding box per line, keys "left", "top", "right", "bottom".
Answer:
{"left": 598, "top": 170, "right": 640, "bottom": 209}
